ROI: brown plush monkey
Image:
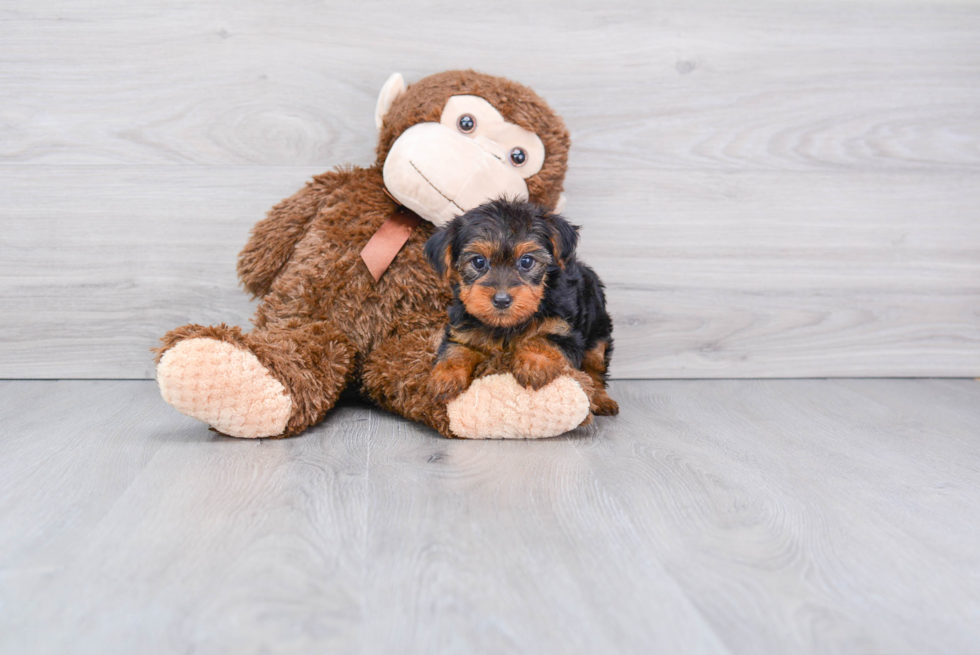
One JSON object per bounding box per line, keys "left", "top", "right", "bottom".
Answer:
{"left": 155, "top": 70, "right": 595, "bottom": 439}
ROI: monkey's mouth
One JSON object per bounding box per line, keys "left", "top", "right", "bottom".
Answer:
{"left": 382, "top": 122, "right": 529, "bottom": 227}
{"left": 408, "top": 160, "right": 464, "bottom": 214}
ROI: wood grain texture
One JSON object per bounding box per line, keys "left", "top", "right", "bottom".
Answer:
{"left": 3, "top": 166, "right": 977, "bottom": 378}
{"left": 0, "top": 381, "right": 371, "bottom": 653}
{"left": 4, "top": 1, "right": 979, "bottom": 171}
{"left": 1, "top": 0, "right": 979, "bottom": 378}
{"left": 1, "top": 379, "right": 979, "bottom": 653}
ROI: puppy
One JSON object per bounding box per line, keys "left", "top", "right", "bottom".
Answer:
{"left": 423, "top": 198, "right": 619, "bottom": 417}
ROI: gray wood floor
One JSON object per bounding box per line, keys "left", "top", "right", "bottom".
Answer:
{"left": 1, "top": 379, "right": 978, "bottom": 654}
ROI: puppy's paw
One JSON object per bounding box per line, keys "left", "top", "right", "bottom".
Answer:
{"left": 512, "top": 348, "right": 566, "bottom": 390}
{"left": 591, "top": 388, "right": 620, "bottom": 416}
{"left": 430, "top": 361, "right": 474, "bottom": 402}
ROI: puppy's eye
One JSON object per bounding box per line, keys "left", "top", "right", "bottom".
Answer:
{"left": 518, "top": 254, "right": 535, "bottom": 270}
{"left": 471, "top": 255, "right": 488, "bottom": 271}
{"left": 457, "top": 115, "right": 476, "bottom": 133}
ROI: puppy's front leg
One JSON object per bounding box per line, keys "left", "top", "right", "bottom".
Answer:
{"left": 430, "top": 342, "right": 486, "bottom": 402}
{"left": 511, "top": 338, "right": 569, "bottom": 391}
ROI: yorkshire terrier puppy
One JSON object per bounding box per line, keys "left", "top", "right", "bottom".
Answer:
{"left": 424, "top": 198, "right": 619, "bottom": 417}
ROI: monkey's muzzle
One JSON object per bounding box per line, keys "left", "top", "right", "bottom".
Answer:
{"left": 382, "top": 122, "right": 529, "bottom": 227}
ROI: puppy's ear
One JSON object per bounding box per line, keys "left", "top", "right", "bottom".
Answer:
{"left": 424, "top": 224, "right": 455, "bottom": 279}
{"left": 546, "top": 214, "right": 579, "bottom": 267}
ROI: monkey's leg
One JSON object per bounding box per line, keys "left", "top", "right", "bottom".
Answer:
{"left": 360, "top": 327, "right": 455, "bottom": 436}
{"left": 361, "top": 328, "right": 592, "bottom": 439}
{"left": 155, "top": 320, "right": 355, "bottom": 438}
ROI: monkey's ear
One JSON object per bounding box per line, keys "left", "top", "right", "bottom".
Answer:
{"left": 375, "top": 73, "right": 406, "bottom": 129}
{"left": 546, "top": 214, "right": 579, "bottom": 267}
{"left": 424, "top": 224, "right": 455, "bottom": 279}
{"left": 553, "top": 193, "right": 567, "bottom": 214}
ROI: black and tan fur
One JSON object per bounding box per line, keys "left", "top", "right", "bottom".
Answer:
{"left": 424, "top": 199, "right": 619, "bottom": 417}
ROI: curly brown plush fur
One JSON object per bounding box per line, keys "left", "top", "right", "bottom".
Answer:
{"left": 155, "top": 70, "right": 572, "bottom": 438}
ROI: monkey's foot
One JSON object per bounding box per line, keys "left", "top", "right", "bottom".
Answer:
{"left": 156, "top": 337, "right": 292, "bottom": 439}
{"left": 446, "top": 373, "right": 590, "bottom": 439}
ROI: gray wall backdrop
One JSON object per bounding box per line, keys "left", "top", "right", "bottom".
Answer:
{"left": 2, "top": 1, "right": 979, "bottom": 379}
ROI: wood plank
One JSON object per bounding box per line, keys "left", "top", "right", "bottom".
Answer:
{"left": 573, "top": 378, "right": 980, "bottom": 653}
{"left": 0, "top": 380, "right": 370, "bottom": 654}
{"left": 0, "top": 166, "right": 302, "bottom": 378}
{"left": 1, "top": 1, "right": 978, "bottom": 172}
{"left": 0, "top": 381, "right": 172, "bottom": 570}
{"left": 2, "top": 379, "right": 979, "bottom": 652}
{"left": 572, "top": 168, "right": 980, "bottom": 377}
{"left": 359, "top": 415, "right": 729, "bottom": 653}
{"left": 2, "top": 166, "right": 977, "bottom": 378}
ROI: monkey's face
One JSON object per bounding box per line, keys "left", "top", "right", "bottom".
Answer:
{"left": 383, "top": 96, "right": 544, "bottom": 227}
{"left": 374, "top": 72, "right": 570, "bottom": 227}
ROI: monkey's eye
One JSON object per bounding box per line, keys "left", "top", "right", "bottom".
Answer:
{"left": 457, "top": 115, "right": 476, "bottom": 134}
{"left": 518, "top": 255, "right": 535, "bottom": 270}
{"left": 509, "top": 147, "right": 527, "bottom": 167}
{"left": 471, "top": 255, "right": 488, "bottom": 271}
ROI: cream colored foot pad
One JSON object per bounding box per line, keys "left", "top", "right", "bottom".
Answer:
{"left": 156, "top": 338, "right": 292, "bottom": 439}
{"left": 447, "top": 374, "right": 590, "bottom": 439}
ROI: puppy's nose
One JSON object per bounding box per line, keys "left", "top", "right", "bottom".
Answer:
{"left": 492, "top": 291, "right": 513, "bottom": 309}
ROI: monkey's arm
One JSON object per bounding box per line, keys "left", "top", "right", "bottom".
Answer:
{"left": 237, "top": 168, "right": 354, "bottom": 298}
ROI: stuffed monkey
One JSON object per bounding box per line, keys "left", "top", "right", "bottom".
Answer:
{"left": 155, "top": 70, "right": 594, "bottom": 439}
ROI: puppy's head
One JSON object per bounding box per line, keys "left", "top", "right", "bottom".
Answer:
{"left": 424, "top": 198, "right": 579, "bottom": 328}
